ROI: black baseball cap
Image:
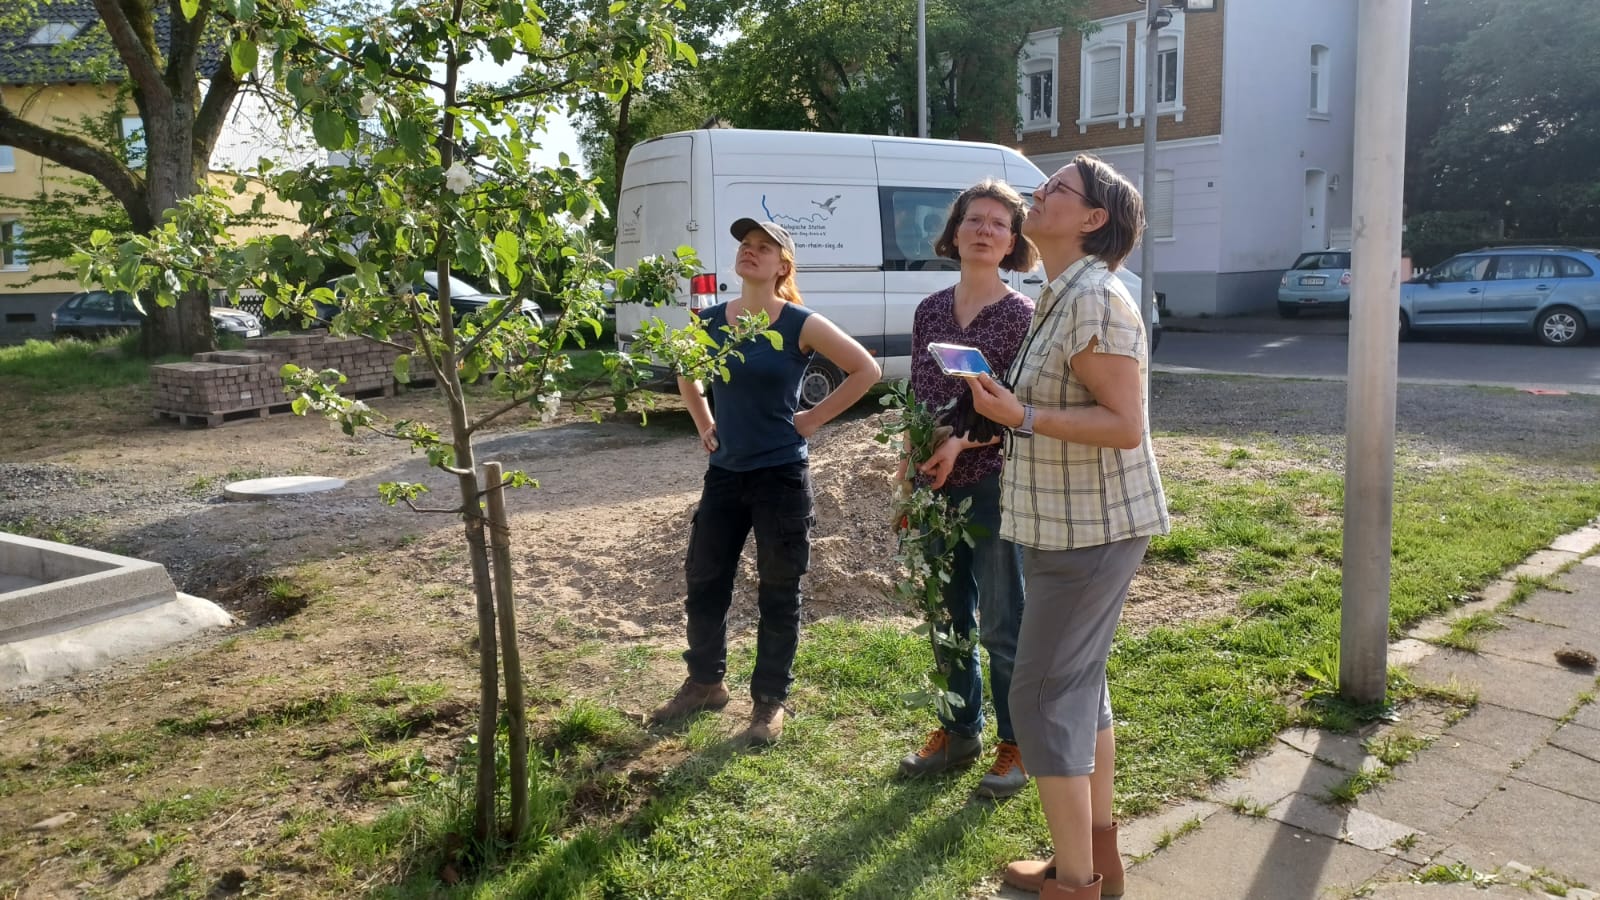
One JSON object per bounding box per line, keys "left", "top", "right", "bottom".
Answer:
{"left": 730, "top": 217, "right": 797, "bottom": 257}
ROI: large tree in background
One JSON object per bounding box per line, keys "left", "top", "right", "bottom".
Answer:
{"left": 709, "top": 0, "right": 1087, "bottom": 139}
{"left": 1406, "top": 0, "right": 1600, "bottom": 238}
{"left": 0, "top": 0, "right": 268, "bottom": 354}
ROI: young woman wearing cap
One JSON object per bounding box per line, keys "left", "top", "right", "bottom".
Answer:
{"left": 649, "top": 217, "right": 879, "bottom": 746}
{"left": 970, "top": 156, "right": 1169, "bottom": 899}
{"left": 893, "top": 179, "right": 1037, "bottom": 800}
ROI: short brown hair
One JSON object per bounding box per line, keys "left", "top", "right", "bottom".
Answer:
{"left": 933, "top": 178, "right": 1041, "bottom": 273}
{"left": 1071, "top": 155, "right": 1144, "bottom": 271}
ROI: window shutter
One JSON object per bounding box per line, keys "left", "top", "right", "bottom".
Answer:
{"left": 1150, "top": 171, "right": 1175, "bottom": 239}
{"left": 1090, "top": 49, "right": 1121, "bottom": 118}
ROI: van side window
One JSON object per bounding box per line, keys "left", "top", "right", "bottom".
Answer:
{"left": 880, "top": 187, "right": 960, "bottom": 272}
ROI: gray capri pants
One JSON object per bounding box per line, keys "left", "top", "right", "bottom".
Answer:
{"left": 1008, "top": 537, "right": 1150, "bottom": 778}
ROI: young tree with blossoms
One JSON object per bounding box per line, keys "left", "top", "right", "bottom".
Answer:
{"left": 77, "top": 0, "right": 773, "bottom": 859}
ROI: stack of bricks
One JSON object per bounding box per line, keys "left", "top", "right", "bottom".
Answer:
{"left": 151, "top": 332, "right": 409, "bottom": 426}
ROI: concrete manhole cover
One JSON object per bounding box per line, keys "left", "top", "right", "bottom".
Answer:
{"left": 224, "top": 475, "right": 347, "bottom": 500}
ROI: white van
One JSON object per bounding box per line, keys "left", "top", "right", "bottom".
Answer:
{"left": 612, "top": 129, "right": 1049, "bottom": 405}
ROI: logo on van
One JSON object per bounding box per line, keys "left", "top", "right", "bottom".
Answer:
{"left": 618, "top": 203, "right": 643, "bottom": 243}
{"left": 761, "top": 193, "right": 842, "bottom": 226}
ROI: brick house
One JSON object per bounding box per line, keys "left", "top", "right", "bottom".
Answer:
{"left": 1015, "top": 0, "right": 1357, "bottom": 315}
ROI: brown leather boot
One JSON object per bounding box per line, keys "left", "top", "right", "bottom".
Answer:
{"left": 648, "top": 678, "right": 729, "bottom": 724}
{"left": 1040, "top": 870, "right": 1101, "bottom": 898}
{"left": 1093, "top": 822, "right": 1124, "bottom": 898}
{"left": 737, "top": 699, "right": 787, "bottom": 746}
{"left": 1002, "top": 823, "right": 1122, "bottom": 896}
{"left": 1002, "top": 858, "right": 1052, "bottom": 892}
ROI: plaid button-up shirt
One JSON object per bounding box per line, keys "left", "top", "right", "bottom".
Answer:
{"left": 999, "top": 257, "right": 1170, "bottom": 551}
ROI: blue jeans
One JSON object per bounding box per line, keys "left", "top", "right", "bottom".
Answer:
{"left": 936, "top": 471, "right": 1025, "bottom": 743}
{"left": 683, "top": 461, "right": 815, "bottom": 703}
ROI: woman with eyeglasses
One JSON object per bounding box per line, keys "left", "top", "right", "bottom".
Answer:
{"left": 969, "top": 156, "right": 1169, "bottom": 900}
{"left": 893, "top": 179, "right": 1036, "bottom": 798}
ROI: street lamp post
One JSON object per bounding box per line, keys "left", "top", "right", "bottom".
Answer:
{"left": 1140, "top": 0, "right": 1213, "bottom": 349}
{"left": 918, "top": 0, "right": 929, "bottom": 138}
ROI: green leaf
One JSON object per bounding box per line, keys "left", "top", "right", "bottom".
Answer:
{"left": 291, "top": 396, "right": 310, "bottom": 416}
{"left": 493, "top": 230, "right": 519, "bottom": 276}
{"left": 229, "top": 40, "right": 258, "bottom": 78}
{"left": 393, "top": 354, "right": 412, "bottom": 384}
{"left": 312, "top": 109, "right": 349, "bottom": 151}
{"left": 180, "top": 0, "right": 199, "bottom": 19}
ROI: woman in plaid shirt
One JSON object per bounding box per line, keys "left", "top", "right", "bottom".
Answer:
{"left": 971, "top": 156, "right": 1170, "bottom": 900}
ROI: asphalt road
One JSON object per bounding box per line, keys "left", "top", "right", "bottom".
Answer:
{"left": 1154, "top": 328, "right": 1600, "bottom": 395}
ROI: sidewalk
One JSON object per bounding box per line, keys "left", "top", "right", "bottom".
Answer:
{"left": 1164, "top": 314, "right": 1350, "bottom": 337}
{"left": 994, "top": 520, "right": 1600, "bottom": 900}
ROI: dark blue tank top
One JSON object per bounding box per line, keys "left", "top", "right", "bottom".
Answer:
{"left": 697, "top": 301, "right": 817, "bottom": 472}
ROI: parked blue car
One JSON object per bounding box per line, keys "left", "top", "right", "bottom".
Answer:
{"left": 52, "top": 290, "right": 262, "bottom": 340}
{"left": 1399, "top": 246, "right": 1600, "bottom": 347}
{"left": 1278, "top": 250, "right": 1351, "bottom": 318}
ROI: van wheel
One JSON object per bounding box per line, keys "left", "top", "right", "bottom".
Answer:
{"left": 799, "top": 358, "right": 843, "bottom": 410}
{"left": 1536, "top": 306, "right": 1587, "bottom": 346}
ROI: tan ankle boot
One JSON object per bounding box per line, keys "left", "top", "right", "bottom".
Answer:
{"left": 648, "top": 678, "right": 729, "bottom": 724}
{"left": 1093, "top": 822, "right": 1124, "bottom": 898}
{"left": 1040, "top": 870, "right": 1101, "bottom": 898}
{"left": 1003, "top": 822, "right": 1122, "bottom": 896}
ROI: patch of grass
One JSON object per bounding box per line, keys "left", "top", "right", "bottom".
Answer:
{"left": 1392, "top": 832, "right": 1420, "bottom": 852}
{"left": 1326, "top": 766, "right": 1393, "bottom": 805}
{"left": 1434, "top": 611, "right": 1504, "bottom": 651}
{"left": 546, "top": 699, "right": 640, "bottom": 753}
{"left": 1365, "top": 730, "right": 1433, "bottom": 767}
{"left": 1412, "top": 862, "right": 1497, "bottom": 887}
{"left": 1228, "top": 796, "right": 1270, "bottom": 818}
{"left": 109, "top": 787, "right": 234, "bottom": 836}
{"left": 0, "top": 333, "right": 183, "bottom": 394}
{"left": 1154, "top": 816, "right": 1205, "bottom": 850}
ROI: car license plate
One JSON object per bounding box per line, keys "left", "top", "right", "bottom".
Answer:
{"left": 245, "top": 328, "right": 261, "bottom": 337}
{"left": 1301, "top": 276, "right": 1327, "bottom": 286}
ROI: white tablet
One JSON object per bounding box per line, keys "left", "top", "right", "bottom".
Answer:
{"left": 927, "top": 342, "right": 993, "bottom": 378}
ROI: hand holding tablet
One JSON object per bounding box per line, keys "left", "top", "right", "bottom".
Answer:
{"left": 927, "top": 342, "right": 993, "bottom": 378}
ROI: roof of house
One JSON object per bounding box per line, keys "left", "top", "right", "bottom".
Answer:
{"left": 0, "top": 1, "right": 224, "bottom": 87}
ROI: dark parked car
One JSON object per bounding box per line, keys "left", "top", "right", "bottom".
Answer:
{"left": 52, "top": 290, "right": 262, "bottom": 339}
{"left": 1399, "top": 246, "right": 1600, "bottom": 346}
{"left": 316, "top": 272, "right": 544, "bottom": 329}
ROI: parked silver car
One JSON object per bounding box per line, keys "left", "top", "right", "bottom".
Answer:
{"left": 1399, "top": 246, "right": 1599, "bottom": 347}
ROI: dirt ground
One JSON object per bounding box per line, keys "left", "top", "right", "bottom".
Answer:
{"left": 2, "top": 372, "right": 1597, "bottom": 896}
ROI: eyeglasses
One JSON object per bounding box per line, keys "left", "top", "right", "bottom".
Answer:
{"left": 1037, "top": 179, "right": 1100, "bottom": 208}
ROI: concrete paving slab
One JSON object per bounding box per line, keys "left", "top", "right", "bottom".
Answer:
{"left": 1509, "top": 741, "right": 1600, "bottom": 804}
{"left": 1263, "top": 792, "right": 1417, "bottom": 854}
{"left": 1446, "top": 779, "right": 1600, "bottom": 887}
{"left": 1390, "top": 638, "right": 1438, "bottom": 667}
{"left": 1356, "top": 748, "right": 1502, "bottom": 835}
{"left": 1572, "top": 701, "right": 1600, "bottom": 731}
{"left": 1362, "top": 882, "right": 1541, "bottom": 899}
{"left": 1511, "top": 549, "right": 1581, "bottom": 579}
{"left": 1548, "top": 722, "right": 1600, "bottom": 761}
{"left": 1436, "top": 704, "right": 1559, "bottom": 766}
{"left": 1478, "top": 617, "right": 1600, "bottom": 671}
{"left": 1278, "top": 727, "right": 1380, "bottom": 773}
{"left": 1210, "top": 744, "right": 1351, "bottom": 808}
{"left": 223, "top": 475, "right": 346, "bottom": 500}
{"left": 1408, "top": 649, "right": 1597, "bottom": 720}
{"left": 1584, "top": 555, "right": 1600, "bottom": 570}
{"left": 1551, "top": 524, "right": 1600, "bottom": 554}
{"left": 1511, "top": 589, "right": 1600, "bottom": 639}
{"left": 1121, "top": 812, "right": 1391, "bottom": 899}
{"left": 1120, "top": 799, "right": 1224, "bottom": 859}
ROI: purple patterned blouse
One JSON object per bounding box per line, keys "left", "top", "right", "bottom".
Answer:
{"left": 910, "top": 286, "right": 1035, "bottom": 489}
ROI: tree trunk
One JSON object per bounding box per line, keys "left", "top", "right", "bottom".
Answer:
{"left": 458, "top": 458, "right": 500, "bottom": 850}
{"left": 483, "top": 462, "right": 529, "bottom": 843}
{"left": 613, "top": 91, "right": 635, "bottom": 204}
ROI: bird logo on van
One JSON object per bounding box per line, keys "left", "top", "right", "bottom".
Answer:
{"left": 811, "top": 195, "right": 841, "bottom": 215}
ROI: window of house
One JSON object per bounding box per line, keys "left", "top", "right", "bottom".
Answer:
{"left": 1309, "top": 44, "right": 1330, "bottom": 116}
{"left": 1017, "top": 29, "right": 1060, "bottom": 134}
{"left": 1132, "top": 17, "right": 1186, "bottom": 123}
{"left": 121, "top": 117, "right": 146, "bottom": 166}
{"left": 27, "top": 22, "right": 81, "bottom": 45}
{"left": 1, "top": 220, "right": 25, "bottom": 270}
{"left": 0, "top": 145, "right": 14, "bottom": 172}
{"left": 1148, "top": 170, "right": 1175, "bottom": 239}
{"left": 1087, "top": 45, "right": 1123, "bottom": 120}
